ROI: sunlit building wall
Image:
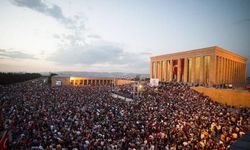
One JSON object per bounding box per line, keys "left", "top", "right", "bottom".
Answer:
{"left": 150, "top": 46, "right": 247, "bottom": 86}
{"left": 51, "top": 76, "right": 133, "bottom": 87}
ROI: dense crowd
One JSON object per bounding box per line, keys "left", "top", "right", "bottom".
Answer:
{"left": 0, "top": 78, "right": 249, "bottom": 149}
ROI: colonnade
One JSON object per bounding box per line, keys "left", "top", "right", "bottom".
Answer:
{"left": 150, "top": 47, "right": 247, "bottom": 86}
{"left": 216, "top": 56, "right": 246, "bottom": 84}
{"left": 151, "top": 55, "right": 246, "bottom": 85}
{"left": 70, "top": 79, "right": 113, "bottom": 86}
{"left": 151, "top": 56, "right": 210, "bottom": 84}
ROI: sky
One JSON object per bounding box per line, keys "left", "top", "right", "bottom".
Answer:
{"left": 0, "top": 0, "right": 249, "bottom": 75}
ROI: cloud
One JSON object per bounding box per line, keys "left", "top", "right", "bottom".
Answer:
{"left": 139, "top": 52, "right": 152, "bottom": 55}
{"left": 11, "top": 0, "right": 68, "bottom": 24}
{"left": 87, "top": 34, "right": 102, "bottom": 39}
{"left": 49, "top": 44, "right": 123, "bottom": 65}
{"left": 10, "top": 0, "right": 86, "bottom": 45}
{"left": 48, "top": 43, "right": 149, "bottom": 72}
{"left": 0, "top": 49, "right": 35, "bottom": 59}
{"left": 53, "top": 34, "right": 61, "bottom": 39}
{"left": 233, "top": 18, "right": 250, "bottom": 25}
{"left": 10, "top": 0, "right": 149, "bottom": 73}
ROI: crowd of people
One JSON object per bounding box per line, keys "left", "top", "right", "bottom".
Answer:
{"left": 0, "top": 78, "right": 249, "bottom": 149}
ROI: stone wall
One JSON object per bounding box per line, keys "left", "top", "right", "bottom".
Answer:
{"left": 192, "top": 87, "right": 250, "bottom": 108}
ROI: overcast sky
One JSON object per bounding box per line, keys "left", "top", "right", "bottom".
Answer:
{"left": 0, "top": 0, "right": 249, "bottom": 75}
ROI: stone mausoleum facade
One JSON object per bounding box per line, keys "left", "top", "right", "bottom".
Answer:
{"left": 150, "top": 46, "right": 247, "bottom": 86}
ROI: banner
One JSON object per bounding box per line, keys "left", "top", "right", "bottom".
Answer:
{"left": 150, "top": 79, "right": 159, "bottom": 87}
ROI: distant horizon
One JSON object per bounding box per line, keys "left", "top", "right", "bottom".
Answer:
{"left": 1, "top": 45, "right": 249, "bottom": 77}
{"left": 0, "top": 45, "right": 249, "bottom": 77}
{"left": 0, "top": 70, "right": 150, "bottom": 75}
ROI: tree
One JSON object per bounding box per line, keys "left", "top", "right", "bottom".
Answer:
{"left": 0, "top": 72, "right": 42, "bottom": 85}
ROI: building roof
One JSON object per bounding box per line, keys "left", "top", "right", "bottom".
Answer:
{"left": 51, "top": 72, "right": 149, "bottom": 79}
{"left": 52, "top": 74, "right": 132, "bottom": 80}
{"left": 150, "top": 46, "right": 247, "bottom": 62}
{"left": 53, "top": 75, "right": 115, "bottom": 79}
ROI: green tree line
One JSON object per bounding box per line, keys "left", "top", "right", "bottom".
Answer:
{"left": 0, "top": 72, "right": 42, "bottom": 85}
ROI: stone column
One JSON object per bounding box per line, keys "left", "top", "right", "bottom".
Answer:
{"left": 159, "top": 61, "right": 161, "bottom": 81}
{"left": 183, "top": 58, "right": 188, "bottom": 83}
{"left": 161, "top": 61, "right": 164, "bottom": 81}
{"left": 158, "top": 62, "right": 161, "bottom": 79}
{"left": 230, "top": 60, "right": 233, "bottom": 83}
{"left": 237, "top": 62, "right": 240, "bottom": 83}
{"left": 232, "top": 61, "right": 235, "bottom": 83}
{"left": 239, "top": 63, "right": 241, "bottom": 83}
{"left": 230, "top": 60, "right": 234, "bottom": 83}
{"left": 161, "top": 61, "right": 165, "bottom": 81}
{"left": 240, "top": 63, "right": 243, "bottom": 83}
{"left": 227, "top": 59, "right": 230, "bottom": 83}
{"left": 177, "top": 58, "right": 181, "bottom": 82}
{"left": 168, "top": 60, "right": 171, "bottom": 81}
{"left": 191, "top": 57, "right": 196, "bottom": 84}
{"left": 217, "top": 56, "right": 221, "bottom": 85}
{"left": 159, "top": 62, "right": 161, "bottom": 79}
{"left": 222, "top": 57, "right": 226, "bottom": 84}
{"left": 165, "top": 60, "right": 168, "bottom": 81}
{"left": 222, "top": 57, "right": 225, "bottom": 84}
{"left": 244, "top": 63, "right": 247, "bottom": 83}
{"left": 237, "top": 62, "right": 239, "bottom": 83}
{"left": 224, "top": 58, "right": 227, "bottom": 83}
{"left": 241, "top": 63, "right": 243, "bottom": 83}
{"left": 217, "top": 57, "right": 221, "bottom": 84}
{"left": 244, "top": 63, "right": 246, "bottom": 83}
{"left": 226, "top": 58, "right": 229, "bottom": 83}
{"left": 220, "top": 57, "right": 223, "bottom": 84}
{"left": 234, "top": 61, "right": 237, "bottom": 84}
{"left": 228, "top": 60, "right": 231, "bottom": 83}
{"left": 169, "top": 60, "right": 173, "bottom": 81}
{"left": 161, "top": 61, "right": 163, "bottom": 81}
{"left": 230, "top": 60, "right": 232, "bottom": 83}
{"left": 209, "top": 55, "right": 216, "bottom": 86}
{"left": 155, "top": 62, "right": 158, "bottom": 79}
{"left": 226, "top": 59, "right": 228, "bottom": 83}
{"left": 215, "top": 56, "right": 218, "bottom": 85}
{"left": 236, "top": 62, "right": 239, "bottom": 83}
{"left": 216, "top": 56, "right": 220, "bottom": 84}
{"left": 154, "top": 62, "right": 157, "bottom": 79}
{"left": 162, "top": 61, "right": 165, "bottom": 81}
{"left": 238, "top": 62, "right": 241, "bottom": 83}
{"left": 200, "top": 56, "right": 204, "bottom": 85}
